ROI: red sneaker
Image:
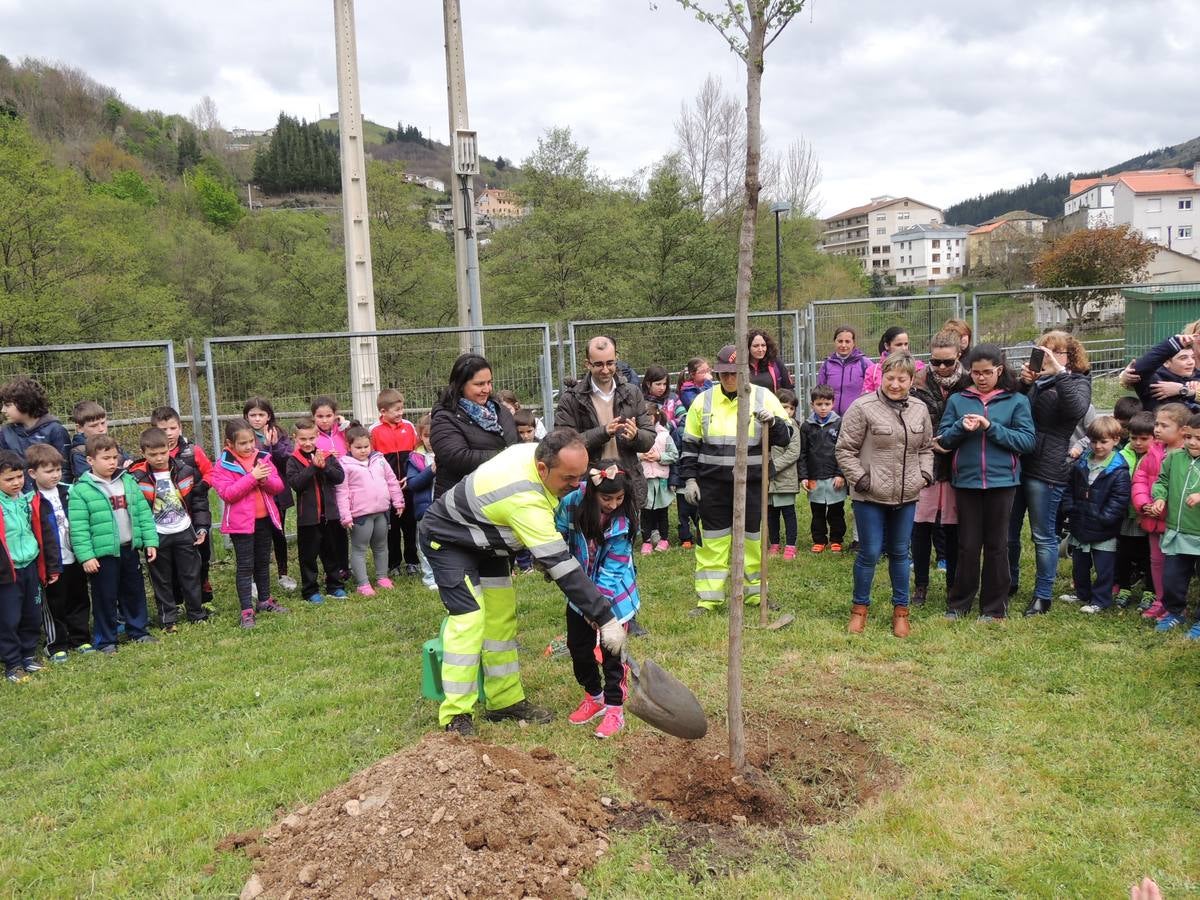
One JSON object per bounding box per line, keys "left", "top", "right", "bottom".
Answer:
{"left": 783, "top": 545, "right": 797, "bottom": 560}
{"left": 811, "top": 543, "right": 826, "bottom": 554}
{"left": 829, "top": 542, "right": 843, "bottom": 553}
{"left": 594, "top": 705, "right": 625, "bottom": 739}
{"left": 568, "top": 694, "right": 606, "bottom": 725}
{"left": 769, "top": 544, "right": 781, "bottom": 556}
{"left": 681, "top": 541, "right": 694, "bottom": 550}
{"left": 1142, "top": 600, "right": 1166, "bottom": 619}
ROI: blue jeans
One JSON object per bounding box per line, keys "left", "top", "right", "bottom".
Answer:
{"left": 1008, "top": 477, "right": 1064, "bottom": 601}
{"left": 851, "top": 501, "right": 916, "bottom": 607}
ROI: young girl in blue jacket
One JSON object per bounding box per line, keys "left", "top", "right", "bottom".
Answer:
{"left": 938, "top": 345, "right": 1036, "bottom": 620}
{"left": 555, "top": 461, "right": 640, "bottom": 740}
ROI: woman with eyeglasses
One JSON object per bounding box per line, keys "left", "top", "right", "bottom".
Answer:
{"left": 1008, "top": 331, "right": 1092, "bottom": 616}
{"left": 938, "top": 345, "right": 1036, "bottom": 620}
{"left": 909, "top": 330, "right": 972, "bottom": 605}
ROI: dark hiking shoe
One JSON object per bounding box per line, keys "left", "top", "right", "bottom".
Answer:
{"left": 483, "top": 699, "right": 554, "bottom": 725}
{"left": 445, "top": 714, "right": 475, "bottom": 737}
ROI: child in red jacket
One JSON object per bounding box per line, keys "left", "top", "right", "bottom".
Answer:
{"left": 369, "top": 388, "right": 419, "bottom": 577}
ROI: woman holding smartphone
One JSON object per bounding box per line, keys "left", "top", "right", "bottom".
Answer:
{"left": 1007, "top": 331, "right": 1092, "bottom": 616}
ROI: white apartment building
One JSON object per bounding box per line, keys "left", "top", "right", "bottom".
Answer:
{"left": 1112, "top": 168, "right": 1199, "bottom": 258}
{"left": 821, "top": 196, "right": 943, "bottom": 273}
{"left": 1063, "top": 175, "right": 1118, "bottom": 228}
{"left": 891, "top": 224, "right": 969, "bottom": 286}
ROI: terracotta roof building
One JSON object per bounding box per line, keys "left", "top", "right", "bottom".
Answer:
{"left": 820, "top": 195, "right": 943, "bottom": 274}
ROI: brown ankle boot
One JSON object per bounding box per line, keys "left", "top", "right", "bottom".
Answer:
{"left": 848, "top": 603, "right": 869, "bottom": 634}
{"left": 892, "top": 605, "right": 910, "bottom": 638}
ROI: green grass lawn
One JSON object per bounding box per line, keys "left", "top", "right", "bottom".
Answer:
{"left": 2, "top": 510, "right": 1198, "bottom": 897}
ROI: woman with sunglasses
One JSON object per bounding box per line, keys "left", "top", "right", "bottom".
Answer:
{"left": 909, "top": 330, "right": 972, "bottom": 605}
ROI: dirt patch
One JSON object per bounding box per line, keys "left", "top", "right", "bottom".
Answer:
{"left": 617, "top": 716, "right": 900, "bottom": 828}
{"left": 224, "top": 733, "right": 612, "bottom": 899}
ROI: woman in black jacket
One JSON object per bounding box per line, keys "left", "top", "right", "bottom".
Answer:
{"left": 747, "top": 329, "right": 794, "bottom": 394}
{"left": 429, "top": 354, "right": 517, "bottom": 498}
{"left": 1008, "top": 331, "right": 1093, "bottom": 616}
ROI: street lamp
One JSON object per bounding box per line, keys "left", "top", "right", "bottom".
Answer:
{"left": 771, "top": 201, "right": 792, "bottom": 313}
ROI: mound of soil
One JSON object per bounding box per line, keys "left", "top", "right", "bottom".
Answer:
{"left": 230, "top": 733, "right": 612, "bottom": 899}
{"left": 618, "top": 717, "right": 899, "bottom": 827}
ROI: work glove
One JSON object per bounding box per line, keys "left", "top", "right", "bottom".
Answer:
{"left": 755, "top": 409, "right": 775, "bottom": 426}
{"left": 599, "top": 618, "right": 627, "bottom": 656}
{"left": 683, "top": 478, "right": 701, "bottom": 505}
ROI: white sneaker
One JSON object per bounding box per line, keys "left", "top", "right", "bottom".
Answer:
{"left": 1058, "top": 593, "right": 1080, "bottom": 604}
{"left": 1079, "top": 603, "right": 1103, "bottom": 614}
{"left": 278, "top": 575, "right": 298, "bottom": 592}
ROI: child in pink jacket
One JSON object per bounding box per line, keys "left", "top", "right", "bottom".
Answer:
{"left": 336, "top": 426, "right": 405, "bottom": 596}
{"left": 209, "top": 419, "right": 287, "bottom": 628}
{"left": 1131, "top": 402, "right": 1189, "bottom": 618}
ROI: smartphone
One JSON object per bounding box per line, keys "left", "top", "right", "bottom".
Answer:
{"left": 1027, "top": 347, "right": 1046, "bottom": 372}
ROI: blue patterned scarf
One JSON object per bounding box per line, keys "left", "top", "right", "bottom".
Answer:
{"left": 458, "top": 397, "right": 503, "bottom": 434}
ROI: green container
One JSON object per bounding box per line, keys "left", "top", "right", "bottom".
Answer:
{"left": 420, "top": 617, "right": 485, "bottom": 702}
{"left": 1124, "top": 285, "right": 1200, "bottom": 358}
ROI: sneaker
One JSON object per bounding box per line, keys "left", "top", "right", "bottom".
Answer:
{"left": 1187, "top": 622, "right": 1200, "bottom": 640}
{"left": 829, "top": 542, "right": 843, "bottom": 553}
{"left": 356, "top": 584, "right": 376, "bottom": 597}
{"left": 783, "top": 545, "right": 797, "bottom": 560}
{"left": 912, "top": 586, "right": 927, "bottom": 607}
{"left": 22, "top": 657, "right": 44, "bottom": 672}
{"left": 98, "top": 644, "right": 117, "bottom": 655}
{"left": 163, "top": 624, "right": 178, "bottom": 634}
{"left": 1156, "top": 613, "right": 1185, "bottom": 632}
{"left": 376, "top": 577, "right": 394, "bottom": 590}
{"left": 278, "top": 575, "right": 298, "bottom": 592}
{"left": 977, "top": 615, "right": 1005, "bottom": 623}
{"left": 1058, "top": 593, "right": 1080, "bottom": 604}
{"left": 640, "top": 542, "right": 653, "bottom": 555}
{"left": 1142, "top": 600, "right": 1166, "bottom": 619}
{"left": 655, "top": 540, "right": 669, "bottom": 552}
{"left": 133, "top": 634, "right": 159, "bottom": 644}
{"left": 307, "top": 593, "right": 325, "bottom": 605}
{"left": 810, "top": 544, "right": 826, "bottom": 554}
{"left": 6, "top": 669, "right": 29, "bottom": 684}
{"left": 944, "top": 611, "right": 964, "bottom": 621}
{"left": 256, "top": 598, "right": 290, "bottom": 613}
{"left": 681, "top": 541, "right": 694, "bottom": 550}
{"left": 445, "top": 713, "right": 475, "bottom": 737}
{"left": 483, "top": 699, "right": 554, "bottom": 724}
{"left": 49, "top": 651, "right": 69, "bottom": 664}
{"left": 594, "top": 705, "right": 625, "bottom": 740}
{"left": 1137, "top": 593, "right": 1155, "bottom": 613}
{"left": 936, "top": 559, "right": 947, "bottom": 571}
{"left": 1115, "top": 588, "right": 1134, "bottom": 608}
{"left": 769, "top": 544, "right": 781, "bottom": 556}
{"left": 240, "top": 609, "right": 256, "bottom": 629}
{"left": 1080, "top": 604, "right": 1106, "bottom": 614}
{"left": 568, "top": 694, "right": 606, "bottom": 725}
{"left": 330, "top": 589, "right": 348, "bottom": 599}
{"left": 75, "top": 643, "right": 94, "bottom": 654}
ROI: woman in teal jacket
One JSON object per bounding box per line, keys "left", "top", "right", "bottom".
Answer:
{"left": 938, "top": 345, "right": 1035, "bottom": 620}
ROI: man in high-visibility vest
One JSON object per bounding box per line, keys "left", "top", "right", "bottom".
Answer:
{"left": 679, "top": 344, "right": 790, "bottom": 614}
{"left": 419, "top": 431, "right": 627, "bottom": 736}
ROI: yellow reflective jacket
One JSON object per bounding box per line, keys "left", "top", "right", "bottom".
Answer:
{"left": 678, "top": 384, "right": 789, "bottom": 483}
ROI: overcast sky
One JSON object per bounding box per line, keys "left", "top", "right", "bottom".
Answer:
{"left": 2, "top": 0, "right": 1196, "bottom": 216}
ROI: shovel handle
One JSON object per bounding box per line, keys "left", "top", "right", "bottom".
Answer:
{"left": 760, "top": 421, "right": 770, "bottom": 627}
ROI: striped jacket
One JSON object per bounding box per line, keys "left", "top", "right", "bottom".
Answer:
{"left": 677, "top": 383, "right": 789, "bottom": 483}
{"left": 554, "top": 487, "right": 640, "bottom": 624}
{"left": 418, "top": 443, "right": 614, "bottom": 625}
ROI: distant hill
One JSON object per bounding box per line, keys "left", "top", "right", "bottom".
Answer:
{"left": 315, "top": 117, "right": 521, "bottom": 193}
{"left": 945, "top": 135, "right": 1200, "bottom": 226}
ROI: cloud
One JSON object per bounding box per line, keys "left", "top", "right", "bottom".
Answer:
{"left": 1, "top": 0, "right": 1195, "bottom": 216}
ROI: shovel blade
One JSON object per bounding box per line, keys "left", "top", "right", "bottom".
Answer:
{"left": 625, "top": 656, "right": 708, "bottom": 740}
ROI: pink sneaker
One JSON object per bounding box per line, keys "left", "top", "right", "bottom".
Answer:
{"left": 356, "top": 584, "right": 376, "bottom": 597}
{"left": 769, "top": 544, "right": 781, "bottom": 556}
{"left": 594, "top": 705, "right": 625, "bottom": 739}
{"left": 376, "top": 577, "right": 394, "bottom": 589}
{"left": 1142, "top": 600, "right": 1166, "bottom": 619}
{"left": 655, "top": 540, "right": 669, "bottom": 552}
{"left": 640, "top": 542, "right": 653, "bottom": 555}
{"left": 568, "top": 694, "right": 606, "bottom": 725}
{"left": 783, "top": 545, "right": 797, "bottom": 560}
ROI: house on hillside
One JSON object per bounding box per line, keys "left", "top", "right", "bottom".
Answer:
{"left": 820, "top": 196, "right": 942, "bottom": 274}
{"left": 1062, "top": 174, "right": 1120, "bottom": 228}
{"left": 475, "top": 188, "right": 526, "bottom": 224}
{"left": 891, "top": 224, "right": 968, "bottom": 286}
{"left": 967, "top": 211, "right": 1048, "bottom": 272}
{"left": 1113, "top": 168, "right": 1199, "bottom": 257}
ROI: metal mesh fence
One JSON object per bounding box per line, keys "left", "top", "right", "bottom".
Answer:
{"left": 204, "top": 325, "right": 552, "bottom": 455}
{"left": 566, "top": 311, "right": 802, "bottom": 388}
{"left": 0, "top": 342, "right": 179, "bottom": 451}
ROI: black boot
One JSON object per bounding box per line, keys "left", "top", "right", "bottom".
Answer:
{"left": 912, "top": 586, "right": 927, "bottom": 607}
{"left": 1023, "top": 597, "right": 1049, "bottom": 617}
{"left": 627, "top": 616, "right": 648, "bottom": 637}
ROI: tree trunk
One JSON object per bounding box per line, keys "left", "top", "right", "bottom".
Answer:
{"left": 727, "top": 5, "right": 767, "bottom": 774}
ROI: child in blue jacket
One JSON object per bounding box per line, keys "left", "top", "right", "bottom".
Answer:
{"left": 555, "top": 461, "right": 640, "bottom": 740}
{"left": 405, "top": 415, "right": 437, "bottom": 590}
{"left": 1065, "top": 416, "right": 1131, "bottom": 613}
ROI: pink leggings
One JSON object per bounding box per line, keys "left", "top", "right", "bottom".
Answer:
{"left": 1149, "top": 533, "right": 1165, "bottom": 602}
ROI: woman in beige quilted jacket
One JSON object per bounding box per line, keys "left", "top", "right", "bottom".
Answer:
{"left": 835, "top": 353, "right": 934, "bottom": 637}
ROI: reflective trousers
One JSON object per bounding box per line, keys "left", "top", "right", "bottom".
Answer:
{"left": 694, "top": 478, "right": 762, "bottom": 610}
{"left": 422, "top": 534, "right": 523, "bottom": 726}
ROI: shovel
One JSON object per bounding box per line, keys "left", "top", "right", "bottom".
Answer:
{"left": 759, "top": 421, "right": 795, "bottom": 631}
{"left": 623, "top": 648, "right": 707, "bottom": 740}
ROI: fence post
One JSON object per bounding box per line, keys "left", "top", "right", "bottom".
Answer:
{"left": 164, "top": 341, "right": 181, "bottom": 412}
{"left": 970, "top": 291, "right": 979, "bottom": 343}
{"left": 203, "top": 338, "right": 222, "bottom": 460}
{"left": 791, "top": 309, "right": 803, "bottom": 397}
{"left": 540, "top": 326, "right": 556, "bottom": 429}
{"left": 185, "top": 339, "right": 205, "bottom": 449}
{"left": 805, "top": 304, "right": 818, "bottom": 399}
{"left": 554, "top": 321, "right": 566, "bottom": 392}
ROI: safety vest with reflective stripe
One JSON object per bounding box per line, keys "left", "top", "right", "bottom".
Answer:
{"left": 678, "top": 384, "right": 788, "bottom": 483}
{"left": 420, "top": 443, "right": 615, "bottom": 625}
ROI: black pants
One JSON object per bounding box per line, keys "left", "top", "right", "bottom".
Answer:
{"left": 1161, "top": 552, "right": 1200, "bottom": 617}
{"left": 642, "top": 507, "right": 670, "bottom": 545}
{"left": 387, "top": 500, "right": 418, "bottom": 569}
{"left": 768, "top": 504, "right": 798, "bottom": 546}
{"left": 676, "top": 494, "right": 701, "bottom": 544}
{"left": 933, "top": 523, "right": 948, "bottom": 562}
{"left": 42, "top": 561, "right": 90, "bottom": 653}
{"left": 297, "top": 520, "right": 346, "bottom": 597}
{"left": 948, "top": 487, "right": 1017, "bottom": 617}
{"left": 912, "top": 522, "right": 959, "bottom": 590}
{"left": 270, "top": 507, "right": 289, "bottom": 576}
{"left": 1114, "top": 534, "right": 1150, "bottom": 592}
{"left": 810, "top": 501, "right": 846, "bottom": 545}
{"left": 0, "top": 563, "right": 42, "bottom": 670}
{"left": 198, "top": 532, "right": 212, "bottom": 600}
{"left": 230, "top": 518, "right": 274, "bottom": 612}
{"left": 566, "top": 604, "right": 626, "bottom": 706}
{"left": 148, "top": 528, "right": 206, "bottom": 624}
